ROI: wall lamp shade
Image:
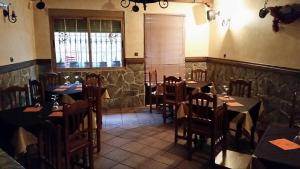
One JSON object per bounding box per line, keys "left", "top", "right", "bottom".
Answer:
{"left": 36, "top": 0, "right": 45, "bottom": 10}
{"left": 207, "top": 9, "right": 220, "bottom": 21}
{"left": 120, "top": 0, "right": 168, "bottom": 12}
{"left": 259, "top": 7, "right": 269, "bottom": 18}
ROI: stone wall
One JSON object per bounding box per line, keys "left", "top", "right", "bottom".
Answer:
{"left": 206, "top": 61, "right": 300, "bottom": 128}
{"left": 0, "top": 65, "right": 38, "bottom": 88}
{"left": 57, "top": 63, "right": 145, "bottom": 109}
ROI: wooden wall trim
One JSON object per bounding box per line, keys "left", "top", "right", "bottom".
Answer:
{"left": 125, "top": 58, "right": 145, "bottom": 64}
{"left": 0, "top": 59, "right": 51, "bottom": 74}
{"left": 206, "top": 57, "right": 300, "bottom": 76}
{"left": 185, "top": 57, "right": 208, "bottom": 62}
{"left": 48, "top": 9, "right": 124, "bottom": 18}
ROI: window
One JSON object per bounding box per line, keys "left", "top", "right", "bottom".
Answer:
{"left": 144, "top": 14, "right": 185, "bottom": 82}
{"left": 49, "top": 10, "right": 124, "bottom": 69}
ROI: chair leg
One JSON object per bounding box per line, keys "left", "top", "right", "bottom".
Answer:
{"left": 187, "top": 131, "right": 192, "bottom": 160}
{"left": 96, "top": 127, "right": 101, "bottom": 153}
{"left": 210, "top": 138, "right": 215, "bottom": 167}
{"left": 174, "top": 119, "right": 178, "bottom": 144}
{"left": 163, "top": 103, "right": 166, "bottom": 124}
{"left": 251, "top": 126, "right": 255, "bottom": 148}
{"left": 89, "top": 145, "right": 94, "bottom": 169}
{"left": 150, "top": 95, "right": 153, "bottom": 113}
{"left": 65, "top": 153, "right": 71, "bottom": 169}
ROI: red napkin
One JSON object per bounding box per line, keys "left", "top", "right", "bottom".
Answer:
{"left": 23, "top": 107, "right": 42, "bottom": 113}
{"left": 269, "top": 138, "right": 300, "bottom": 150}
{"left": 227, "top": 102, "right": 244, "bottom": 107}
{"left": 49, "top": 111, "right": 63, "bottom": 117}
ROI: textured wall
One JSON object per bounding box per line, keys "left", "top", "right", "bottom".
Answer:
{"left": 209, "top": 0, "right": 300, "bottom": 69}
{"left": 206, "top": 62, "right": 300, "bottom": 128}
{"left": 0, "top": 0, "right": 36, "bottom": 66}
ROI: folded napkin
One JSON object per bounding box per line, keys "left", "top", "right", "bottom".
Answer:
{"left": 269, "top": 138, "right": 300, "bottom": 150}
{"left": 23, "top": 107, "right": 43, "bottom": 113}
{"left": 54, "top": 88, "right": 66, "bottom": 92}
{"left": 227, "top": 102, "right": 244, "bottom": 107}
{"left": 76, "top": 84, "right": 82, "bottom": 88}
{"left": 218, "top": 96, "right": 235, "bottom": 101}
{"left": 49, "top": 111, "right": 63, "bottom": 117}
{"left": 75, "top": 87, "right": 82, "bottom": 91}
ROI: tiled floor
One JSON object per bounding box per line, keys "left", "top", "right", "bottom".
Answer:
{"left": 95, "top": 107, "right": 252, "bottom": 169}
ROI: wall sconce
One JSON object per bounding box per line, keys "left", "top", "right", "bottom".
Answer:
{"left": 2, "top": 3, "right": 17, "bottom": 23}
{"left": 207, "top": 9, "right": 220, "bottom": 21}
{"left": 222, "top": 18, "right": 231, "bottom": 27}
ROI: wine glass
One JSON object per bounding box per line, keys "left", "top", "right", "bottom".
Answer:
{"left": 293, "top": 131, "right": 300, "bottom": 144}
{"left": 222, "top": 85, "right": 229, "bottom": 98}
{"left": 33, "top": 95, "right": 41, "bottom": 107}
{"left": 64, "top": 75, "right": 70, "bottom": 85}
{"left": 74, "top": 75, "right": 80, "bottom": 85}
{"left": 51, "top": 94, "right": 59, "bottom": 110}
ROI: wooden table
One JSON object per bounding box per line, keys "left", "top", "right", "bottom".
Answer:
{"left": 252, "top": 124, "right": 300, "bottom": 169}
{"left": 0, "top": 148, "right": 25, "bottom": 169}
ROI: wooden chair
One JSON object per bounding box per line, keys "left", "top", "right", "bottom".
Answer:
{"left": 83, "top": 85, "right": 102, "bottom": 153}
{"left": 29, "top": 79, "right": 45, "bottom": 105}
{"left": 149, "top": 70, "right": 163, "bottom": 113}
{"left": 38, "top": 120, "right": 62, "bottom": 169}
{"left": 290, "top": 92, "right": 299, "bottom": 128}
{"left": 45, "top": 72, "right": 62, "bottom": 87}
{"left": 162, "top": 75, "right": 184, "bottom": 124}
{"left": 228, "top": 79, "right": 252, "bottom": 98}
{"left": 187, "top": 92, "right": 227, "bottom": 167}
{"left": 191, "top": 69, "right": 207, "bottom": 82}
{"left": 0, "top": 85, "right": 29, "bottom": 110}
{"left": 228, "top": 79, "right": 252, "bottom": 145}
{"left": 85, "top": 73, "right": 101, "bottom": 87}
{"left": 63, "top": 100, "right": 94, "bottom": 169}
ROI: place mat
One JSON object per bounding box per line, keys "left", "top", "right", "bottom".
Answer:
{"left": 58, "top": 85, "right": 70, "bottom": 89}
{"left": 49, "top": 111, "right": 63, "bottom": 117}
{"left": 227, "top": 102, "right": 244, "bottom": 107}
{"left": 23, "top": 106, "right": 43, "bottom": 113}
{"left": 54, "top": 88, "right": 66, "bottom": 92}
{"left": 218, "top": 96, "right": 235, "bottom": 101}
{"left": 269, "top": 138, "right": 300, "bottom": 150}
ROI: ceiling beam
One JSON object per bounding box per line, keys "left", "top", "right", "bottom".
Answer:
{"left": 169, "top": 0, "right": 213, "bottom": 7}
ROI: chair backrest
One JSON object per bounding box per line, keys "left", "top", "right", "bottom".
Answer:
{"left": 191, "top": 69, "right": 207, "bottom": 82}
{"left": 38, "top": 120, "right": 62, "bottom": 169}
{"left": 163, "top": 75, "right": 182, "bottom": 94}
{"left": 290, "top": 92, "right": 299, "bottom": 128}
{"left": 84, "top": 85, "right": 102, "bottom": 126}
{"left": 213, "top": 103, "right": 228, "bottom": 137}
{"left": 0, "top": 85, "right": 29, "bottom": 110}
{"left": 85, "top": 73, "right": 101, "bottom": 86}
{"left": 29, "top": 79, "right": 45, "bottom": 105}
{"left": 149, "top": 70, "right": 158, "bottom": 87}
{"left": 228, "top": 79, "right": 252, "bottom": 98}
{"left": 63, "top": 100, "right": 92, "bottom": 148}
{"left": 45, "top": 72, "right": 61, "bottom": 87}
{"left": 188, "top": 92, "right": 217, "bottom": 118}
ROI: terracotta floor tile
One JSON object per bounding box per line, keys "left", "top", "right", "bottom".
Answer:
{"left": 120, "top": 141, "right": 145, "bottom": 153}
{"left": 135, "top": 146, "right": 162, "bottom": 158}
{"left": 111, "top": 164, "right": 133, "bottom": 169}
{"left": 101, "top": 132, "right": 116, "bottom": 142}
{"left": 105, "top": 137, "right": 132, "bottom": 147}
{"left": 150, "top": 139, "right": 174, "bottom": 150}
{"left": 104, "top": 148, "right": 133, "bottom": 162}
{"left": 137, "top": 159, "right": 170, "bottom": 169}
{"left": 94, "top": 156, "right": 118, "bottom": 169}
{"left": 100, "top": 143, "right": 117, "bottom": 155}
{"left": 120, "top": 154, "right": 148, "bottom": 168}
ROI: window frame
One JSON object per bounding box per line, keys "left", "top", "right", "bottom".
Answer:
{"left": 48, "top": 9, "right": 125, "bottom": 71}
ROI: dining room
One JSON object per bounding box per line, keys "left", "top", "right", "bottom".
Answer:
{"left": 0, "top": 0, "right": 299, "bottom": 169}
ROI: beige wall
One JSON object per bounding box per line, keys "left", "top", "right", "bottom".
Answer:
{"left": 0, "top": 0, "right": 36, "bottom": 66}
{"left": 209, "top": 0, "right": 300, "bottom": 69}
{"left": 34, "top": 0, "right": 210, "bottom": 59}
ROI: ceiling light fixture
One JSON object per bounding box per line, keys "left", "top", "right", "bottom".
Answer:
{"left": 120, "top": 0, "right": 168, "bottom": 12}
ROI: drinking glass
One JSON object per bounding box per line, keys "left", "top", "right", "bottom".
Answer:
{"left": 74, "top": 75, "right": 80, "bottom": 85}
{"left": 64, "top": 75, "right": 70, "bottom": 85}
{"left": 51, "top": 94, "right": 59, "bottom": 110}
{"left": 222, "top": 85, "right": 229, "bottom": 98}
{"left": 293, "top": 131, "right": 300, "bottom": 144}
{"left": 33, "top": 95, "right": 41, "bottom": 107}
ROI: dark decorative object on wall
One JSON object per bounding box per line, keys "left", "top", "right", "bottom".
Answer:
{"left": 120, "top": 0, "right": 168, "bottom": 12}
{"left": 1, "top": 3, "right": 17, "bottom": 23}
{"left": 259, "top": 1, "right": 300, "bottom": 32}
{"left": 36, "top": 0, "right": 46, "bottom": 10}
